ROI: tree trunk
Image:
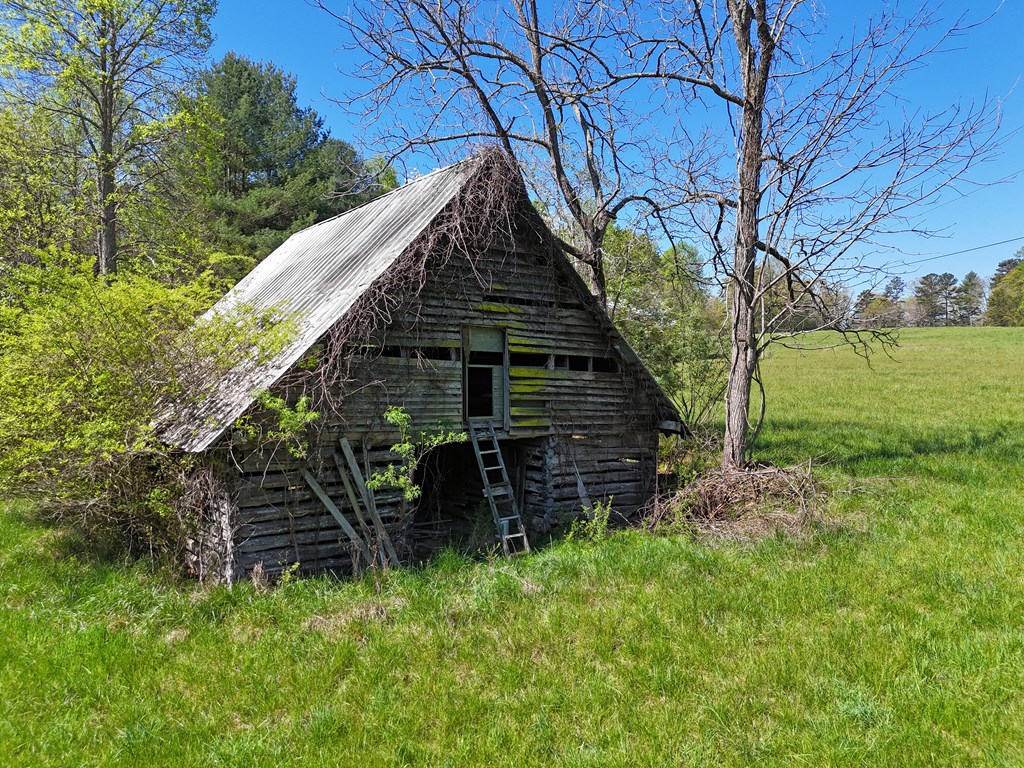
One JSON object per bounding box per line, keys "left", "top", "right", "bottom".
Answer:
{"left": 590, "top": 245, "right": 608, "bottom": 308}
{"left": 96, "top": 164, "right": 117, "bottom": 275}
{"left": 95, "top": 14, "right": 117, "bottom": 276}
{"left": 721, "top": 0, "right": 772, "bottom": 470}
{"left": 723, "top": 276, "right": 757, "bottom": 469}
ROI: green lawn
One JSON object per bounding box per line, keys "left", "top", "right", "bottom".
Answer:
{"left": 2, "top": 327, "right": 1023, "bottom": 766}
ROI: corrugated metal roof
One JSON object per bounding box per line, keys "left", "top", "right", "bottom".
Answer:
{"left": 160, "top": 159, "right": 475, "bottom": 452}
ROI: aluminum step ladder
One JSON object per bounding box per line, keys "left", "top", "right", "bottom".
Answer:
{"left": 468, "top": 421, "right": 531, "bottom": 556}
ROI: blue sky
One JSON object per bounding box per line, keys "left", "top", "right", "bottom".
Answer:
{"left": 210, "top": 1, "right": 1024, "bottom": 283}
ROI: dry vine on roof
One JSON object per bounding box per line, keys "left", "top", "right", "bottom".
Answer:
{"left": 272, "top": 147, "right": 527, "bottom": 421}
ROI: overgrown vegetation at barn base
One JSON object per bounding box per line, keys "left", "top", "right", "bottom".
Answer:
{"left": 0, "top": 258, "right": 293, "bottom": 559}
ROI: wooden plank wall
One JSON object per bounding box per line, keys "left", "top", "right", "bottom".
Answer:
{"left": 218, "top": 221, "right": 665, "bottom": 578}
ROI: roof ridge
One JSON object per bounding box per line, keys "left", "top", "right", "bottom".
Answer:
{"left": 301, "top": 155, "right": 478, "bottom": 234}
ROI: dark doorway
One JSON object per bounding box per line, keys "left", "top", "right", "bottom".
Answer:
{"left": 466, "top": 360, "right": 498, "bottom": 418}
{"left": 409, "top": 439, "right": 524, "bottom": 560}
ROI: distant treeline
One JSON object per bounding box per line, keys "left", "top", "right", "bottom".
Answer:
{"left": 853, "top": 252, "right": 1024, "bottom": 328}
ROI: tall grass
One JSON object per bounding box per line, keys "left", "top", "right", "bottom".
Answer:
{"left": 2, "top": 327, "right": 1023, "bottom": 766}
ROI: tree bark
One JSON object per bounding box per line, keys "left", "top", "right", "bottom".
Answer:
{"left": 96, "top": 161, "right": 117, "bottom": 275}
{"left": 587, "top": 242, "right": 608, "bottom": 308}
{"left": 95, "top": 14, "right": 117, "bottom": 276}
{"left": 723, "top": 271, "right": 757, "bottom": 468}
{"left": 721, "top": 0, "right": 772, "bottom": 470}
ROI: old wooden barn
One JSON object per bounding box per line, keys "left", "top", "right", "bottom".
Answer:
{"left": 161, "top": 150, "right": 680, "bottom": 583}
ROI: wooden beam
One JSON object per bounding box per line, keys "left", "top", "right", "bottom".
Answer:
{"left": 332, "top": 453, "right": 392, "bottom": 569}
{"left": 300, "top": 469, "right": 372, "bottom": 567}
{"left": 331, "top": 452, "right": 372, "bottom": 536}
{"left": 573, "top": 463, "right": 594, "bottom": 518}
{"left": 339, "top": 438, "right": 402, "bottom": 567}
{"left": 339, "top": 438, "right": 370, "bottom": 506}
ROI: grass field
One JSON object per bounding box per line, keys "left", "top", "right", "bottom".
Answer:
{"left": 2, "top": 327, "right": 1023, "bottom": 766}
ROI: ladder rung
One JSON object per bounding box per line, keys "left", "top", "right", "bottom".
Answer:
{"left": 503, "top": 532, "right": 528, "bottom": 540}
{"left": 499, "top": 516, "right": 522, "bottom": 524}
{"left": 487, "top": 486, "right": 511, "bottom": 497}
{"left": 479, "top": 448, "right": 500, "bottom": 455}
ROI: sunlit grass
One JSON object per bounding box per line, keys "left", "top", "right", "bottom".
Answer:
{"left": 2, "top": 327, "right": 1023, "bottom": 766}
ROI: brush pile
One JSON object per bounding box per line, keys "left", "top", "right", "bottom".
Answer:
{"left": 646, "top": 460, "right": 823, "bottom": 540}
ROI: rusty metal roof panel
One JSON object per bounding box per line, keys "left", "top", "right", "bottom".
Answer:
{"left": 160, "top": 160, "right": 473, "bottom": 452}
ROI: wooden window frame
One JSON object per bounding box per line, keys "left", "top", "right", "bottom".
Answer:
{"left": 462, "top": 326, "right": 510, "bottom": 430}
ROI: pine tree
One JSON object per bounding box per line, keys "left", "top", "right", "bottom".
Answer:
{"left": 954, "top": 271, "right": 986, "bottom": 326}
{"left": 992, "top": 250, "right": 1024, "bottom": 287}
{"left": 195, "top": 53, "right": 392, "bottom": 258}
{"left": 913, "top": 273, "right": 957, "bottom": 326}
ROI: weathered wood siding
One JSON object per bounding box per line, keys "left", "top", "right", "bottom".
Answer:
{"left": 218, "top": 222, "right": 667, "bottom": 578}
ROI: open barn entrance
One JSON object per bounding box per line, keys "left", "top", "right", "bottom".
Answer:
{"left": 408, "top": 438, "right": 525, "bottom": 560}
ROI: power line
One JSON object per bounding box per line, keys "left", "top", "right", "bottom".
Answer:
{"left": 897, "top": 236, "right": 1024, "bottom": 267}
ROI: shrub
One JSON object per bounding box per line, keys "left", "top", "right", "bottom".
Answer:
{"left": 0, "top": 256, "right": 290, "bottom": 560}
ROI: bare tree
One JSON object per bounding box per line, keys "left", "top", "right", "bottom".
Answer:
{"left": 0, "top": 0, "right": 214, "bottom": 275}
{"left": 314, "top": 0, "right": 681, "bottom": 305}
{"left": 642, "top": 1, "right": 1002, "bottom": 468}
{"left": 325, "top": 0, "right": 1001, "bottom": 471}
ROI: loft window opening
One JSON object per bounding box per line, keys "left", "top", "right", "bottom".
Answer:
{"left": 412, "top": 346, "right": 459, "bottom": 361}
{"left": 568, "top": 355, "right": 590, "bottom": 372}
{"left": 468, "top": 350, "right": 503, "bottom": 366}
{"left": 509, "top": 352, "right": 549, "bottom": 368}
{"left": 464, "top": 326, "right": 507, "bottom": 425}
{"left": 553, "top": 354, "right": 590, "bottom": 371}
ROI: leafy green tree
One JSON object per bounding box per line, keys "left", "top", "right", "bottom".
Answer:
{"left": 954, "top": 271, "right": 986, "bottom": 326}
{"left": 0, "top": 0, "right": 215, "bottom": 275}
{"left": 0, "top": 107, "right": 90, "bottom": 265}
{"left": 195, "top": 53, "right": 393, "bottom": 258}
{"left": 115, "top": 102, "right": 228, "bottom": 280}
{"left": 605, "top": 227, "right": 726, "bottom": 427}
{"left": 855, "top": 289, "right": 900, "bottom": 328}
{"left": 985, "top": 262, "right": 1024, "bottom": 326}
